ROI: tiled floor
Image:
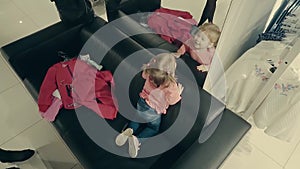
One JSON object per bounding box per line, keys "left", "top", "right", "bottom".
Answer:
{"left": 219, "top": 117, "right": 300, "bottom": 169}
{"left": 0, "top": 0, "right": 300, "bottom": 169}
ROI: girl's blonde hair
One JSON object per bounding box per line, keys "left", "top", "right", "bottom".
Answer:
{"left": 199, "top": 23, "right": 221, "bottom": 47}
{"left": 142, "top": 53, "right": 177, "bottom": 88}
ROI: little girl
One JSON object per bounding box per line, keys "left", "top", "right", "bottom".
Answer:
{"left": 175, "top": 23, "right": 221, "bottom": 72}
{"left": 115, "top": 53, "right": 183, "bottom": 158}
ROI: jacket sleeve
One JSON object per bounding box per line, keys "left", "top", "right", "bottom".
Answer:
{"left": 96, "top": 70, "right": 113, "bottom": 84}
{"left": 164, "top": 82, "right": 182, "bottom": 105}
{"left": 177, "top": 44, "right": 187, "bottom": 55}
{"left": 190, "top": 48, "right": 215, "bottom": 65}
{"left": 38, "top": 65, "right": 58, "bottom": 112}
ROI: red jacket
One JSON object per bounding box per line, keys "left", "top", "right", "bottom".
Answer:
{"left": 148, "top": 7, "right": 197, "bottom": 44}
{"left": 38, "top": 58, "right": 118, "bottom": 120}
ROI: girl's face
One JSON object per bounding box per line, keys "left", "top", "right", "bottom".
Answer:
{"left": 193, "top": 31, "right": 212, "bottom": 49}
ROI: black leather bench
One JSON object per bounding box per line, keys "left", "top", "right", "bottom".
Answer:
{"left": 1, "top": 13, "right": 251, "bottom": 169}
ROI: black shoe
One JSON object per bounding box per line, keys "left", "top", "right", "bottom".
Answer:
{"left": 0, "top": 148, "right": 35, "bottom": 163}
{"left": 6, "top": 167, "right": 20, "bottom": 169}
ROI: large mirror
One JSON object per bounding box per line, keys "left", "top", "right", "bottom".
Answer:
{"left": 204, "top": 0, "right": 300, "bottom": 142}
{"left": 203, "top": 0, "right": 282, "bottom": 98}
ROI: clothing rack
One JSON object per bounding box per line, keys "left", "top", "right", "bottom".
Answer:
{"left": 242, "top": 0, "right": 300, "bottom": 119}
{"left": 258, "top": 0, "right": 300, "bottom": 42}
{"left": 243, "top": 36, "right": 300, "bottom": 120}
{"left": 267, "top": 0, "right": 299, "bottom": 32}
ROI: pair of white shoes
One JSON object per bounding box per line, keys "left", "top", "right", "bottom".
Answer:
{"left": 115, "top": 128, "right": 140, "bottom": 158}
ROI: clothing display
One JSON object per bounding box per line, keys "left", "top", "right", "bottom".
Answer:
{"left": 38, "top": 58, "right": 118, "bottom": 121}
{"left": 253, "top": 65, "right": 300, "bottom": 142}
{"left": 224, "top": 41, "right": 288, "bottom": 115}
{"left": 225, "top": 0, "right": 299, "bottom": 116}
{"left": 223, "top": 1, "right": 300, "bottom": 141}
{"left": 147, "top": 7, "right": 197, "bottom": 44}
{"left": 258, "top": 0, "right": 300, "bottom": 43}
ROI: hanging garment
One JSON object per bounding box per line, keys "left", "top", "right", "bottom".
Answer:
{"left": 147, "top": 7, "right": 197, "bottom": 44}
{"left": 223, "top": 41, "right": 288, "bottom": 115}
{"left": 38, "top": 58, "right": 118, "bottom": 121}
{"left": 258, "top": 0, "right": 300, "bottom": 44}
{"left": 253, "top": 67, "right": 300, "bottom": 142}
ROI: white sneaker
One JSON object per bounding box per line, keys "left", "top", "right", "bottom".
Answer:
{"left": 128, "top": 135, "right": 140, "bottom": 158}
{"left": 115, "top": 128, "right": 133, "bottom": 146}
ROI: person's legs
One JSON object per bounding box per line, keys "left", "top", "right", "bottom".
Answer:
{"left": 128, "top": 116, "right": 161, "bottom": 158}
{"left": 127, "top": 98, "right": 161, "bottom": 158}
{"left": 127, "top": 121, "right": 141, "bottom": 134}
{"left": 0, "top": 148, "right": 34, "bottom": 163}
{"left": 137, "top": 117, "right": 161, "bottom": 138}
{"left": 198, "top": 0, "right": 217, "bottom": 26}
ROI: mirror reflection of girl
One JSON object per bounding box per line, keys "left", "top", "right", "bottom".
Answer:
{"left": 115, "top": 53, "right": 183, "bottom": 158}
{"left": 175, "top": 23, "right": 221, "bottom": 72}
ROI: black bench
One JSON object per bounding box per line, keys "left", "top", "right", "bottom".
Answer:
{"left": 1, "top": 13, "right": 251, "bottom": 169}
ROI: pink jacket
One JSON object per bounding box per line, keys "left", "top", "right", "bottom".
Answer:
{"left": 38, "top": 58, "right": 118, "bottom": 121}
{"left": 139, "top": 71, "right": 181, "bottom": 114}
{"left": 148, "top": 7, "right": 197, "bottom": 44}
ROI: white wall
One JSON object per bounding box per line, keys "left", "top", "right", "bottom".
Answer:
{"left": 204, "top": 0, "right": 278, "bottom": 98}
{"left": 162, "top": 0, "right": 206, "bottom": 22}
{"left": 162, "top": 0, "right": 233, "bottom": 29}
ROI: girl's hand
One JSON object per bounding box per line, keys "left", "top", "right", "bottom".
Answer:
{"left": 178, "top": 83, "right": 184, "bottom": 95}
{"left": 172, "top": 52, "right": 182, "bottom": 58}
{"left": 197, "top": 65, "right": 209, "bottom": 72}
{"left": 176, "top": 44, "right": 186, "bottom": 56}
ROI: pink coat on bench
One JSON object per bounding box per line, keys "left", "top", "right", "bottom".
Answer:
{"left": 38, "top": 58, "right": 118, "bottom": 121}
{"left": 148, "top": 7, "right": 197, "bottom": 44}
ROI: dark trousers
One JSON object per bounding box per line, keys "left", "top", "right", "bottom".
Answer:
{"left": 198, "top": 0, "right": 217, "bottom": 26}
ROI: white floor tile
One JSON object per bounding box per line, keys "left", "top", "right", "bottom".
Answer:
{"left": 246, "top": 118, "right": 300, "bottom": 166}
{"left": 219, "top": 134, "right": 283, "bottom": 169}
{"left": 71, "top": 163, "right": 84, "bottom": 169}
{"left": 0, "top": 163, "right": 18, "bottom": 169}
{"left": 1, "top": 120, "right": 57, "bottom": 150}
{"left": 284, "top": 142, "right": 300, "bottom": 169}
{"left": 0, "top": 56, "right": 19, "bottom": 93}
{"left": 0, "top": 84, "right": 41, "bottom": 145}
{"left": 37, "top": 142, "right": 77, "bottom": 169}
{"left": 0, "top": 0, "right": 40, "bottom": 46}
{"left": 1, "top": 120, "right": 78, "bottom": 169}
{"left": 11, "top": 0, "right": 60, "bottom": 28}
{"left": 15, "top": 152, "right": 49, "bottom": 169}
